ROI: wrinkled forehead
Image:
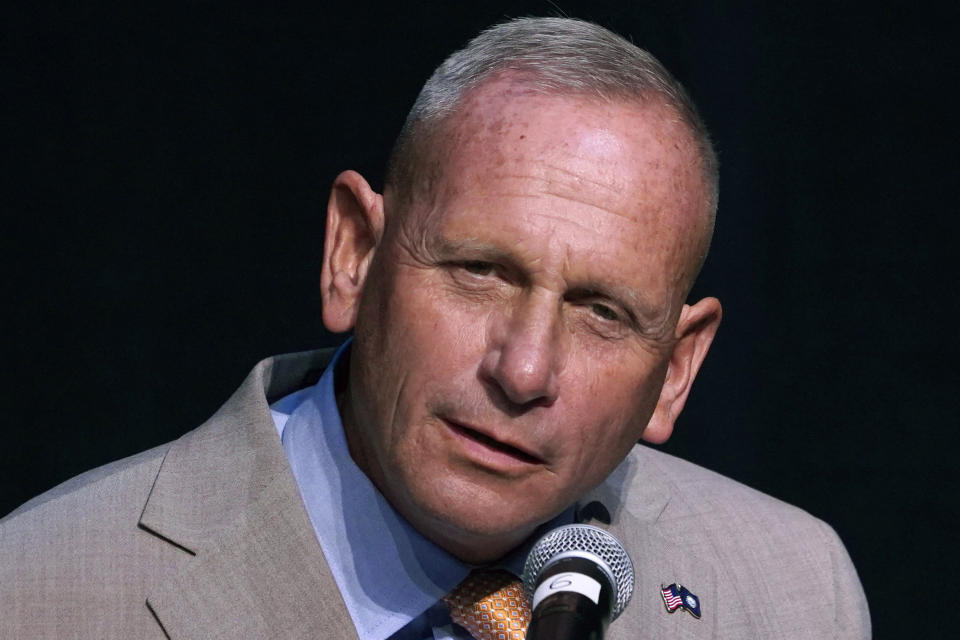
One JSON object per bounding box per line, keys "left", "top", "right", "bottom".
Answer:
{"left": 463, "top": 87, "right": 697, "bottom": 196}
{"left": 395, "top": 80, "right": 710, "bottom": 292}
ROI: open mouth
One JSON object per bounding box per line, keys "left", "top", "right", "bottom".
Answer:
{"left": 445, "top": 419, "right": 543, "bottom": 465}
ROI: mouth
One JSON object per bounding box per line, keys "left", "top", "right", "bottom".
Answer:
{"left": 443, "top": 418, "right": 544, "bottom": 466}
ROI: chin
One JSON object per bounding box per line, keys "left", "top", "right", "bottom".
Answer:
{"left": 403, "top": 473, "right": 559, "bottom": 557}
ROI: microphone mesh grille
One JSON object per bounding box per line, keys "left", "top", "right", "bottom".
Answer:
{"left": 522, "top": 524, "right": 634, "bottom": 620}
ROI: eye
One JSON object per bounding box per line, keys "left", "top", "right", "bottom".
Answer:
{"left": 590, "top": 302, "right": 621, "bottom": 322}
{"left": 461, "top": 260, "right": 496, "bottom": 276}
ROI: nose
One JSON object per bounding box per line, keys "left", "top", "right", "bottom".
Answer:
{"left": 480, "top": 295, "right": 562, "bottom": 408}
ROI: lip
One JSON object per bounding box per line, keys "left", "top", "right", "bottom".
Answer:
{"left": 441, "top": 417, "right": 545, "bottom": 468}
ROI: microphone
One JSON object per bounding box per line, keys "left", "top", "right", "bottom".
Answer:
{"left": 522, "top": 524, "right": 634, "bottom": 640}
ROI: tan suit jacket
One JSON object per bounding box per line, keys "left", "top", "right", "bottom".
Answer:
{"left": 0, "top": 349, "right": 870, "bottom": 638}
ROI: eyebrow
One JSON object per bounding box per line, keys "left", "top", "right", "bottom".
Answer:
{"left": 432, "top": 237, "right": 517, "bottom": 264}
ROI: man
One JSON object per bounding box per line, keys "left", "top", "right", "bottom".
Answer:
{"left": 1, "top": 17, "right": 869, "bottom": 639}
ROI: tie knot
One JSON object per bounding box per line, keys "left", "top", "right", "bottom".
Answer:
{"left": 442, "top": 569, "right": 531, "bottom": 640}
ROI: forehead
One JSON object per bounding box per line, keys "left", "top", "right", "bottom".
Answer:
{"left": 438, "top": 79, "right": 704, "bottom": 211}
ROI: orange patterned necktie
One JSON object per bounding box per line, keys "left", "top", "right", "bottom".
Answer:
{"left": 442, "top": 569, "right": 532, "bottom": 640}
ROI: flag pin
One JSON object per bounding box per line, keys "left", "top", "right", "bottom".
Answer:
{"left": 661, "top": 583, "right": 702, "bottom": 619}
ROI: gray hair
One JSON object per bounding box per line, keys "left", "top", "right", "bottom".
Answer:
{"left": 385, "top": 17, "right": 718, "bottom": 275}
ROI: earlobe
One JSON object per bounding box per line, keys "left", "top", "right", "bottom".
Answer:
{"left": 641, "top": 297, "right": 722, "bottom": 444}
{"left": 320, "top": 170, "right": 385, "bottom": 333}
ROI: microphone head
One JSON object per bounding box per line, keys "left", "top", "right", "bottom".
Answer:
{"left": 522, "top": 523, "right": 635, "bottom": 621}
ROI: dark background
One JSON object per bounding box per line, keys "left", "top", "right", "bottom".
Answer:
{"left": 3, "top": 2, "right": 955, "bottom": 635}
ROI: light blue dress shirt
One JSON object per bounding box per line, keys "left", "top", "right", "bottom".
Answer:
{"left": 269, "top": 342, "right": 572, "bottom": 639}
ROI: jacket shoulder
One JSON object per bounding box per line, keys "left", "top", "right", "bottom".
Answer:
{"left": 0, "top": 349, "right": 339, "bottom": 638}
{"left": 0, "top": 444, "right": 187, "bottom": 637}
{"left": 635, "top": 445, "right": 819, "bottom": 525}
{"left": 621, "top": 446, "right": 871, "bottom": 638}
{"left": 2, "top": 444, "right": 167, "bottom": 524}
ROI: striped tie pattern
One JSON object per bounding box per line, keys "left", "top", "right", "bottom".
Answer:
{"left": 442, "top": 569, "right": 531, "bottom": 640}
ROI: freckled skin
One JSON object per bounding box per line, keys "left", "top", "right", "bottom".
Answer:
{"left": 327, "top": 79, "right": 717, "bottom": 563}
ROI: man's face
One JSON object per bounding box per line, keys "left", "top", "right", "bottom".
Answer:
{"left": 337, "top": 82, "right": 710, "bottom": 561}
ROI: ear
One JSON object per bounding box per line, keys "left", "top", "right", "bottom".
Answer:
{"left": 641, "top": 297, "right": 722, "bottom": 444}
{"left": 320, "top": 170, "right": 384, "bottom": 333}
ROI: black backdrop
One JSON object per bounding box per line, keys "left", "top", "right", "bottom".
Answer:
{"left": 3, "top": 2, "right": 955, "bottom": 636}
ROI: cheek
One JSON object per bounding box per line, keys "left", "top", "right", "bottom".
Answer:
{"left": 358, "top": 289, "right": 490, "bottom": 443}
{"left": 388, "top": 279, "right": 491, "bottom": 368}
{"left": 561, "top": 358, "right": 665, "bottom": 466}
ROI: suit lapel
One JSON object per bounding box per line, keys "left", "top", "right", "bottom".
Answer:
{"left": 146, "top": 470, "right": 355, "bottom": 639}
{"left": 140, "top": 350, "right": 356, "bottom": 639}
{"left": 578, "top": 448, "right": 718, "bottom": 640}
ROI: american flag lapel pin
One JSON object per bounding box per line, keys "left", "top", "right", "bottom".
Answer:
{"left": 661, "top": 583, "right": 702, "bottom": 619}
